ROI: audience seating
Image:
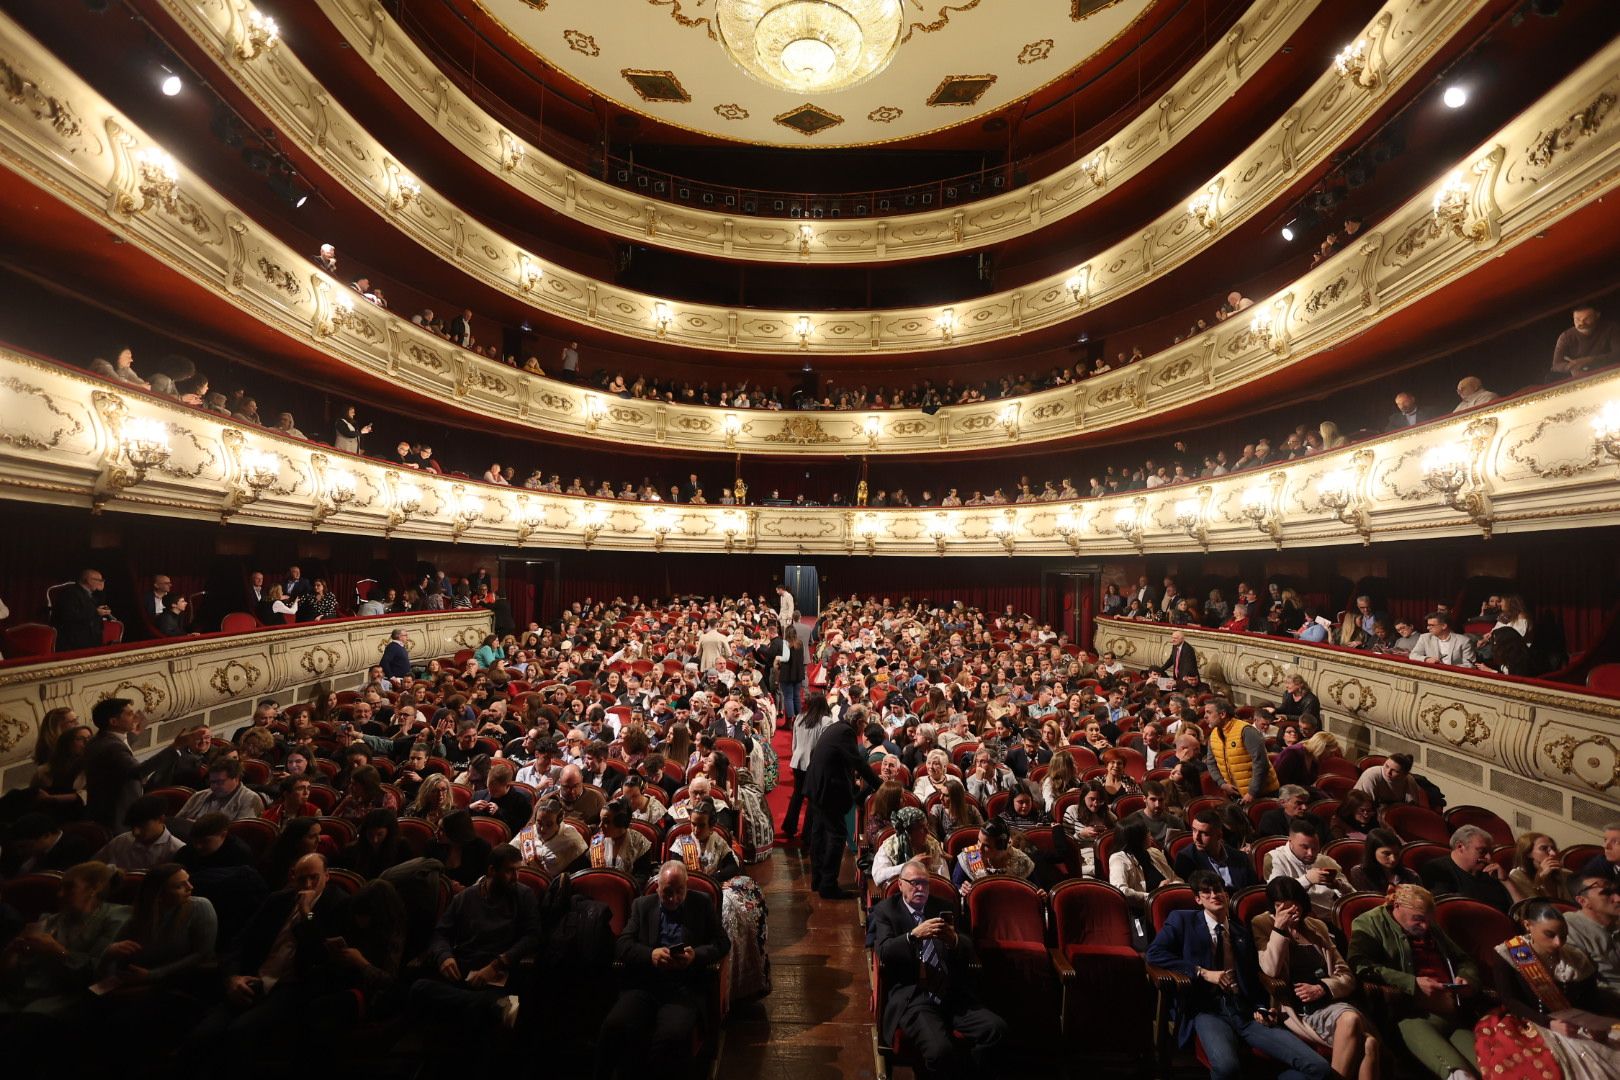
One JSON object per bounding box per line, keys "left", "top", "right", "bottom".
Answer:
{"left": 1324, "top": 838, "right": 1364, "bottom": 866}
{"left": 1251, "top": 836, "right": 1288, "bottom": 877}
{"left": 569, "top": 868, "right": 638, "bottom": 936}
{"left": 469, "top": 817, "right": 512, "bottom": 845}
{"left": 1048, "top": 879, "right": 1150, "bottom": 1063}
{"left": 2, "top": 622, "right": 56, "bottom": 658}
{"left": 1246, "top": 799, "right": 1282, "bottom": 831}
{"left": 396, "top": 816, "right": 435, "bottom": 857}
{"left": 220, "top": 612, "right": 259, "bottom": 633}
{"left": 1444, "top": 805, "right": 1512, "bottom": 846}
{"left": 1231, "top": 884, "right": 1271, "bottom": 929}
{"left": 1398, "top": 841, "right": 1450, "bottom": 872}
{"left": 1384, "top": 805, "right": 1451, "bottom": 845}
{"left": 227, "top": 817, "right": 279, "bottom": 862}
{"left": 1562, "top": 843, "right": 1602, "bottom": 871}
{"left": 963, "top": 877, "right": 1054, "bottom": 1042}
{"left": 0, "top": 871, "right": 63, "bottom": 921}
{"left": 1334, "top": 892, "right": 1386, "bottom": 944}
{"left": 146, "top": 786, "right": 196, "bottom": 817}
{"left": 1432, "top": 896, "right": 1516, "bottom": 974}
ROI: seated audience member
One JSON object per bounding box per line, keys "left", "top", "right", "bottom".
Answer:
{"left": 175, "top": 758, "right": 267, "bottom": 833}
{"left": 0, "top": 860, "right": 127, "bottom": 1020}
{"left": 1349, "top": 884, "right": 1480, "bottom": 1080}
{"left": 1475, "top": 900, "right": 1620, "bottom": 1075}
{"left": 515, "top": 797, "right": 587, "bottom": 875}
{"left": 2, "top": 812, "right": 101, "bottom": 877}
{"left": 1257, "top": 786, "right": 1312, "bottom": 838}
{"left": 1564, "top": 874, "right": 1620, "bottom": 1007}
{"left": 173, "top": 812, "right": 265, "bottom": 945}
{"left": 964, "top": 748, "right": 1019, "bottom": 804}
{"left": 1353, "top": 753, "right": 1421, "bottom": 807}
{"left": 591, "top": 801, "right": 654, "bottom": 882}
{"left": 1251, "top": 876, "right": 1382, "bottom": 1080}
{"left": 669, "top": 799, "right": 742, "bottom": 883}
{"left": 95, "top": 794, "right": 186, "bottom": 871}
{"left": 1420, "top": 825, "right": 1513, "bottom": 913}
{"left": 1118, "top": 779, "right": 1184, "bottom": 846}
{"left": 411, "top": 844, "right": 539, "bottom": 1054}
{"left": 597, "top": 860, "right": 731, "bottom": 1080}
{"left": 1507, "top": 831, "right": 1574, "bottom": 903}
{"left": 929, "top": 780, "right": 983, "bottom": 841}
{"left": 469, "top": 761, "right": 532, "bottom": 836}
{"left": 1408, "top": 612, "right": 1477, "bottom": 667}
{"left": 874, "top": 806, "right": 946, "bottom": 893}
{"left": 142, "top": 724, "right": 211, "bottom": 789}
{"left": 430, "top": 810, "right": 493, "bottom": 889}
{"left": 1146, "top": 870, "right": 1331, "bottom": 1080}
{"left": 1332, "top": 791, "right": 1380, "bottom": 842}
{"left": 1452, "top": 376, "right": 1498, "bottom": 411}
{"left": 1350, "top": 828, "right": 1421, "bottom": 894}
{"left": 1551, "top": 304, "right": 1619, "bottom": 379}
{"left": 1109, "top": 819, "right": 1178, "bottom": 916}
{"left": 1264, "top": 819, "right": 1354, "bottom": 920}
{"left": 951, "top": 818, "right": 1035, "bottom": 893}
{"left": 100, "top": 862, "right": 218, "bottom": 993}
{"left": 872, "top": 856, "right": 1008, "bottom": 1079}
{"left": 620, "top": 773, "right": 668, "bottom": 828}
{"left": 1062, "top": 782, "right": 1116, "bottom": 878}
{"left": 337, "top": 809, "right": 404, "bottom": 880}
{"left": 262, "top": 776, "right": 320, "bottom": 825}
{"left": 556, "top": 764, "right": 607, "bottom": 824}
{"left": 332, "top": 765, "right": 398, "bottom": 820}
{"left": 996, "top": 787, "right": 1046, "bottom": 832}
{"left": 1175, "top": 808, "right": 1259, "bottom": 891}
{"left": 1385, "top": 391, "right": 1441, "bottom": 431}
{"left": 1579, "top": 824, "right": 1620, "bottom": 884}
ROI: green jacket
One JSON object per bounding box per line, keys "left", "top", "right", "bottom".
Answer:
{"left": 1347, "top": 903, "right": 1479, "bottom": 996}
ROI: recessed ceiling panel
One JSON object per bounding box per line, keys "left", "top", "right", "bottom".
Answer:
{"left": 474, "top": 0, "right": 1155, "bottom": 146}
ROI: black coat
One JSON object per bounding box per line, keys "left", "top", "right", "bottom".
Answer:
{"left": 82, "top": 730, "right": 143, "bottom": 830}
{"left": 616, "top": 892, "right": 729, "bottom": 994}
{"left": 871, "top": 894, "right": 980, "bottom": 1041}
{"left": 805, "top": 721, "right": 880, "bottom": 815}
{"left": 230, "top": 885, "right": 350, "bottom": 978}
{"left": 51, "top": 585, "right": 105, "bottom": 652}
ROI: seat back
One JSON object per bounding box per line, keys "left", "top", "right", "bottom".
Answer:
{"left": 1050, "top": 878, "right": 1133, "bottom": 950}
{"left": 470, "top": 816, "right": 512, "bottom": 845}
{"left": 1562, "top": 843, "right": 1603, "bottom": 872}
{"left": 1587, "top": 662, "right": 1620, "bottom": 694}
{"left": 1114, "top": 794, "right": 1145, "bottom": 818}
{"left": 1386, "top": 805, "right": 1450, "bottom": 845}
{"left": 1444, "top": 805, "right": 1513, "bottom": 847}
{"left": 1232, "top": 884, "right": 1272, "bottom": 931}
{"left": 1, "top": 872, "right": 63, "bottom": 920}
{"left": 2, "top": 622, "right": 57, "bottom": 657}
{"left": 1325, "top": 838, "right": 1365, "bottom": 867}
{"left": 713, "top": 737, "right": 747, "bottom": 770}
{"left": 146, "top": 786, "right": 196, "bottom": 817}
{"left": 1316, "top": 774, "right": 1354, "bottom": 799}
{"left": 516, "top": 866, "right": 550, "bottom": 900}
{"left": 305, "top": 784, "right": 340, "bottom": 813}
{"left": 1111, "top": 746, "right": 1148, "bottom": 782}
{"left": 965, "top": 876, "right": 1047, "bottom": 947}
{"left": 325, "top": 868, "right": 367, "bottom": 896}
{"left": 569, "top": 868, "right": 637, "bottom": 936}
{"left": 396, "top": 816, "right": 437, "bottom": 858}
{"left": 220, "top": 612, "right": 259, "bottom": 634}
{"left": 240, "top": 759, "right": 271, "bottom": 786}
{"left": 101, "top": 619, "right": 124, "bottom": 645}
{"left": 984, "top": 791, "right": 1011, "bottom": 820}
{"left": 1335, "top": 892, "right": 1387, "bottom": 944}
{"left": 1399, "top": 841, "right": 1451, "bottom": 872}
{"left": 1252, "top": 836, "right": 1288, "bottom": 878}
{"left": 1149, "top": 883, "right": 1198, "bottom": 933}
{"left": 1433, "top": 896, "right": 1516, "bottom": 974}
{"left": 945, "top": 826, "right": 980, "bottom": 859}
{"left": 227, "top": 818, "right": 280, "bottom": 862}
{"left": 1316, "top": 756, "right": 1360, "bottom": 780}
{"left": 1246, "top": 798, "right": 1282, "bottom": 831}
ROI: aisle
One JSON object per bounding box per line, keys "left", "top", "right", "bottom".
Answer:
{"left": 719, "top": 722, "right": 877, "bottom": 1079}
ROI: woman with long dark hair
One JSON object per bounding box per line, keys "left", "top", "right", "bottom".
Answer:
{"left": 783, "top": 693, "right": 835, "bottom": 844}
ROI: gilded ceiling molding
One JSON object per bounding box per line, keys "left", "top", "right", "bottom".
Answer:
{"left": 5, "top": 346, "right": 1620, "bottom": 567}
{"left": 4, "top": 8, "right": 1616, "bottom": 456}
{"left": 301, "top": 0, "right": 1320, "bottom": 264}
{"left": 1099, "top": 618, "right": 1620, "bottom": 840}
{"left": 152, "top": 0, "right": 1503, "bottom": 356}
{"left": 0, "top": 608, "right": 493, "bottom": 785}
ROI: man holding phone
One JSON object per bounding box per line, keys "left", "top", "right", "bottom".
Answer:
{"left": 1147, "top": 871, "right": 1331, "bottom": 1079}
{"left": 872, "top": 856, "right": 1007, "bottom": 1079}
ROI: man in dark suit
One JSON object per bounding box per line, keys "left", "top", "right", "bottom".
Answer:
{"left": 1174, "top": 810, "right": 1260, "bottom": 891}
{"left": 1129, "top": 575, "right": 1158, "bottom": 610}
{"left": 381, "top": 628, "right": 412, "bottom": 681}
{"left": 1384, "top": 391, "right": 1442, "bottom": 431}
{"left": 1161, "top": 630, "right": 1200, "bottom": 687}
{"left": 1419, "top": 825, "right": 1512, "bottom": 913}
{"left": 872, "top": 858, "right": 1007, "bottom": 1079}
{"left": 1146, "top": 871, "right": 1330, "bottom": 1079}
{"left": 804, "top": 707, "right": 881, "bottom": 898}
{"left": 82, "top": 696, "right": 145, "bottom": 830}
{"left": 597, "top": 860, "right": 730, "bottom": 1080}
{"left": 51, "top": 567, "right": 111, "bottom": 651}
{"left": 282, "top": 564, "right": 311, "bottom": 601}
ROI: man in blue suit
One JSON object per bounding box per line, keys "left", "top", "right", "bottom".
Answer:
{"left": 1173, "top": 810, "right": 1259, "bottom": 891}
{"left": 381, "top": 627, "right": 413, "bottom": 681}
{"left": 1146, "top": 871, "right": 1329, "bottom": 1080}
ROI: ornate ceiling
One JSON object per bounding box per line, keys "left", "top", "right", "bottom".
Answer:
{"left": 472, "top": 0, "right": 1155, "bottom": 147}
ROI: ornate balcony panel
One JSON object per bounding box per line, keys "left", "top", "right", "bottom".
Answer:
{"left": 0, "top": 609, "right": 492, "bottom": 789}
{"left": 4, "top": 349, "right": 1620, "bottom": 558}
{"left": 1096, "top": 619, "right": 1620, "bottom": 845}
{"left": 290, "top": 0, "right": 1320, "bottom": 264}
{"left": 153, "top": 0, "right": 1480, "bottom": 354}
{"left": 3, "top": 15, "right": 1619, "bottom": 455}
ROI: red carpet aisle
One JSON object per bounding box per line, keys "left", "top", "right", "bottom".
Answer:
{"left": 766, "top": 719, "right": 795, "bottom": 837}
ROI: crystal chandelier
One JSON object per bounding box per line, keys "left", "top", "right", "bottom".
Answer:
{"left": 716, "top": 0, "right": 904, "bottom": 93}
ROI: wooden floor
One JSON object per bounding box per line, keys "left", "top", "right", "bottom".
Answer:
{"left": 718, "top": 843, "right": 880, "bottom": 1080}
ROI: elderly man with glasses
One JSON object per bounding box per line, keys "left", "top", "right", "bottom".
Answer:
{"left": 872, "top": 856, "right": 1007, "bottom": 1079}
{"left": 1566, "top": 873, "right": 1620, "bottom": 1010}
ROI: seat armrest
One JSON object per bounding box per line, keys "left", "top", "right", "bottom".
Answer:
{"left": 1145, "top": 962, "right": 1190, "bottom": 989}
{"left": 1049, "top": 946, "right": 1077, "bottom": 983}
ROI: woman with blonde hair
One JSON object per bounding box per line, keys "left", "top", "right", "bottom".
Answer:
{"left": 1319, "top": 420, "right": 1348, "bottom": 449}
{"left": 1040, "top": 748, "right": 1080, "bottom": 813}
{"left": 404, "top": 773, "right": 454, "bottom": 828}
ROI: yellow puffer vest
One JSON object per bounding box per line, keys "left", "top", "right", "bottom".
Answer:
{"left": 1211, "top": 719, "right": 1279, "bottom": 795}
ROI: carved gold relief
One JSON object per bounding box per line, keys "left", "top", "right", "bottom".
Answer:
{"left": 208, "top": 659, "right": 263, "bottom": 696}
{"left": 1326, "top": 676, "right": 1379, "bottom": 713}
{"left": 562, "top": 29, "right": 599, "bottom": 56}
{"left": 1526, "top": 91, "right": 1616, "bottom": 168}
{"left": 0, "top": 710, "right": 29, "bottom": 754}
{"left": 620, "top": 69, "right": 690, "bottom": 104}
{"left": 1017, "top": 39, "right": 1054, "bottom": 65}
{"left": 713, "top": 103, "right": 748, "bottom": 121}
{"left": 1505, "top": 404, "right": 1603, "bottom": 479}
{"left": 1243, "top": 658, "right": 1287, "bottom": 690}
{"left": 299, "top": 645, "right": 341, "bottom": 677}
{"left": 927, "top": 74, "right": 997, "bottom": 107}
{"left": 1102, "top": 637, "right": 1136, "bottom": 659}
{"left": 97, "top": 681, "right": 168, "bottom": 714}
{"left": 0, "top": 377, "right": 84, "bottom": 450}
{"left": 1542, "top": 732, "right": 1620, "bottom": 792}
{"left": 1418, "top": 701, "right": 1492, "bottom": 748}
{"left": 762, "top": 416, "right": 838, "bottom": 445}
{"left": 868, "top": 105, "right": 902, "bottom": 123}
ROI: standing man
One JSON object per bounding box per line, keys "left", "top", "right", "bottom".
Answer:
{"left": 51, "top": 568, "right": 112, "bottom": 651}
{"left": 777, "top": 584, "right": 795, "bottom": 630}
{"left": 559, "top": 340, "right": 581, "bottom": 382}
{"left": 1205, "top": 699, "right": 1278, "bottom": 805}
{"left": 1161, "top": 630, "right": 1199, "bottom": 687}
{"left": 804, "top": 705, "right": 880, "bottom": 899}
{"left": 83, "top": 696, "right": 145, "bottom": 830}
{"left": 696, "top": 619, "right": 731, "bottom": 673}
{"left": 381, "top": 628, "right": 412, "bottom": 681}
{"left": 282, "top": 565, "right": 311, "bottom": 602}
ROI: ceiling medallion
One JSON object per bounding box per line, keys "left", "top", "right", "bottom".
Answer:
{"left": 620, "top": 69, "right": 692, "bottom": 103}
{"left": 927, "top": 73, "right": 997, "bottom": 107}
{"left": 774, "top": 102, "right": 846, "bottom": 136}
{"left": 563, "top": 30, "right": 600, "bottom": 57}
{"left": 1018, "top": 38, "right": 1054, "bottom": 64}
{"left": 714, "top": 102, "right": 750, "bottom": 120}
{"left": 716, "top": 0, "right": 903, "bottom": 93}
{"left": 868, "top": 105, "right": 902, "bottom": 123}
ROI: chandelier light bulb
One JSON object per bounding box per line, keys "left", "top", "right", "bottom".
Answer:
{"left": 717, "top": 0, "right": 902, "bottom": 93}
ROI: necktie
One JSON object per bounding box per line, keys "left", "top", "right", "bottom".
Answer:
{"left": 914, "top": 907, "right": 943, "bottom": 974}
{"left": 1211, "top": 924, "right": 1227, "bottom": 973}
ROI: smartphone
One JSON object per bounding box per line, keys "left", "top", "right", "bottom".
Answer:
{"left": 938, "top": 910, "right": 956, "bottom": 926}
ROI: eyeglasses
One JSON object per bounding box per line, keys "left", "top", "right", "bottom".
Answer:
{"left": 898, "top": 877, "right": 930, "bottom": 886}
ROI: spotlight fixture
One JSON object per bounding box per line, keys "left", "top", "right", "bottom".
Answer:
{"left": 1442, "top": 85, "right": 1468, "bottom": 109}
{"left": 1281, "top": 220, "right": 1297, "bottom": 242}
{"left": 160, "top": 70, "right": 182, "bottom": 97}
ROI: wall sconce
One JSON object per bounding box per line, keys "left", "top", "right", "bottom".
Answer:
{"left": 235, "top": 8, "right": 280, "bottom": 60}
{"left": 991, "top": 512, "right": 1016, "bottom": 555}
{"left": 90, "top": 393, "right": 171, "bottom": 511}
{"left": 1187, "top": 183, "right": 1221, "bottom": 230}
{"left": 936, "top": 308, "right": 957, "bottom": 344}
{"left": 1053, "top": 510, "right": 1083, "bottom": 554}
{"left": 648, "top": 507, "right": 673, "bottom": 550}
{"left": 578, "top": 503, "right": 608, "bottom": 548}
{"left": 797, "top": 224, "right": 814, "bottom": 256}
{"left": 927, "top": 513, "right": 954, "bottom": 556}
{"left": 1431, "top": 171, "right": 1470, "bottom": 235}
{"left": 863, "top": 414, "right": 882, "bottom": 449}
{"left": 519, "top": 255, "right": 543, "bottom": 294}
{"left": 853, "top": 513, "right": 881, "bottom": 555}
{"left": 653, "top": 302, "right": 673, "bottom": 338}
{"left": 1079, "top": 153, "right": 1105, "bottom": 188}
{"left": 1333, "top": 38, "right": 1374, "bottom": 87}
{"left": 499, "top": 131, "right": 524, "bottom": 172}
{"left": 384, "top": 162, "right": 421, "bottom": 211}
{"left": 311, "top": 457, "right": 356, "bottom": 531}
{"left": 1114, "top": 501, "right": 1145, "bottom": 552}
{"left": 1240, "top": 474, "right": 1284, "bottom": 548}
{"left": 1593, "top": 401, "right": 1620, "bottom": 465}
{"left": 1429, "top": 155, "right": 1499, "bottom": 243}
{"left": 1064, "top": 269, "right": 1088, "bottom": 305}
{"left": 1316, "top": 448, "right": 1374, "bottom": 544}
{"left": 722, "top": 413, "right": 741, "bottom": 449}
{"left": 387, "top": 477, "right": 422, "bottom": 535}
{"left": 325, "top": 290, "right": 362, "bottom": 337}
{"left": 998, "top": 402, "right": 1021, "bottom": 441}
{"left": 796, "top": 315, "right": 812, "bottom": 350}
{"left": 720, "top": 510, "right": 746, "bottom": 553}
{"left": 1174, "top": 491, "right": 1210, "bottom": 551}
{"left": 450, "top": 490, "right": 484, "bottom": 542}
{"left": 127, "top": 148, "right": 180, "bottom": 214}
{"left": 515, "top": 498, "right": 544, "bottom": 544}
{"left": 1421, "top": 418, "right": 1496, "bottom": 536}
{"left": 223, "top": 444, "right": 279, "bottom": 520}
{"left": 583, "top": 395, "right": 608, "bottom": 432}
